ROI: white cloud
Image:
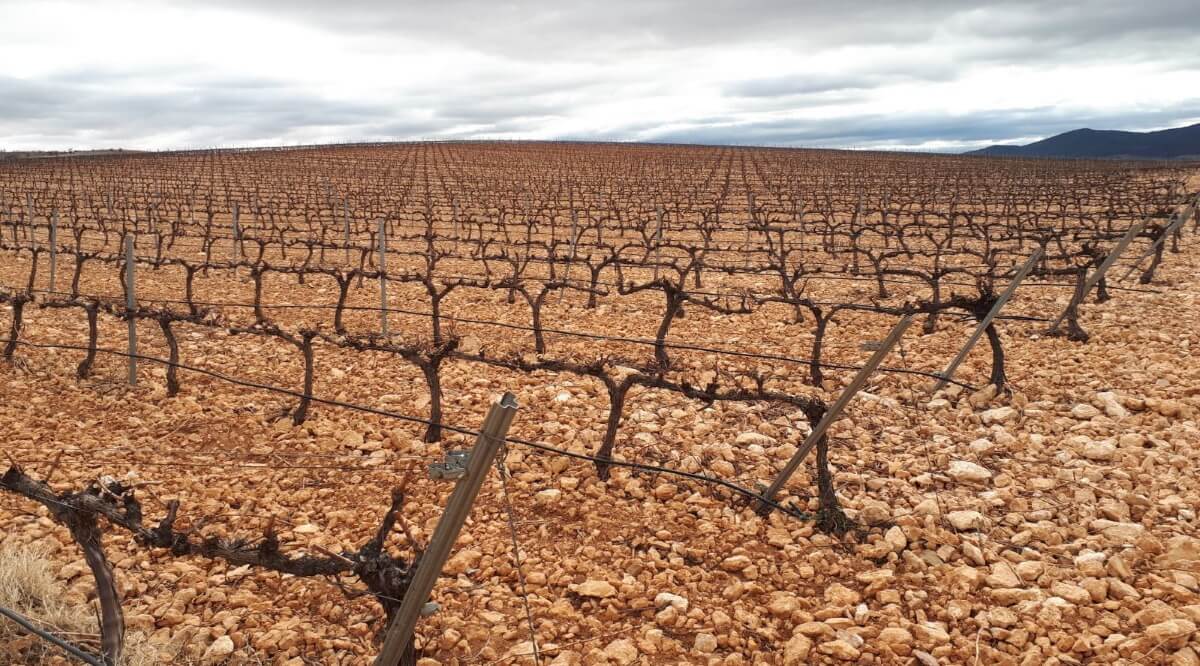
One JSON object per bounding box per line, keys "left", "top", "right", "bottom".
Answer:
{"left": 1, "top": 0, "right": 1198, "bottom": 151}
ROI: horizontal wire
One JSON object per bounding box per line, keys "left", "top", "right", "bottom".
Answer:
{"left": 0, "top": 337, "right": 813, "bottom": 518}
{"left": 11, "top": 284, "right": 981, "bottom": 389}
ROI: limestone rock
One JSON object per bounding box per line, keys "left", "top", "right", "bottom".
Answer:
{"left": 571, "top": 580, "right": 616, "bottom": 598}
{"left": 767, "top": 592, "right": 800, "bottom": 618}
{"left": 980, "top": 406, "right": 1016, "bottom": 425}
{"left": 985, "top": 563, "right": 1021, "bottom": 588}
{"left": 693, "top": 633, "right": 718, "bottom": 653}
{"left": 202, "top": 636, "right": 235, "bottom": 664}
{"left": 1094, "top": 391, "right": 1128, "bottom": 418}
{"left": 1071, "top": 403, "right": 1100, "bottom": 420}
{"left": 1080, "top": 438, "right": 1117, "bottom": 461}
{"left": 819, "top": 639, "right": 861, "bottom": 660}
{"left": 444, "top": 549, "right": 482, "bottom": 576}
{"left": 1164, "top": 536, "right": 1200, "bottom": 566}
{"left": 947, "top": 460, "right": 992, "bottom": 483}
{"left": 603, "top": 638, "right": 638, "bottom": 664}
{"left": 1091, "top": 520, "right": 1145, "bottom": 544}
{"left": 721, "top": 555, "right": 753, "bottom": 572}
{"left": 735, "top": 432, "right": 775, "bottom": 446}
{"left": 535, "top": 488, "right": 562, "bottom": 505}
{"left": 654, "top": 592, "right": 689, "bottom": 611}
{"left": 947, "top": 510, "right": 988, "bottom": 531}
{"left": 1146, "top": 619, "right": 1196, "bottom": 646}
{"left": 782, "top": 633, "right": 813, "bottom": 665}
{"left": 858, "top": 500, "right": 892, "bottom": 526}
{"left": 824, "top": 583, "right": 861, "bottom": 606}
{"left": 878, "top": 627, "right": 914, "bottom": 653}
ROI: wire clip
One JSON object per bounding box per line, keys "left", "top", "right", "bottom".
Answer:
{"left": 428, "top": 450, "right": 470, "bottom": 480}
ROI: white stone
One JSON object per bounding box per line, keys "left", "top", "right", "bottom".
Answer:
{"left": 1071, "top": 403, "right": 1101, "bottom": 420}
{"left": 693, "top": 633, "right": 718, "bottom": 653}
{"left": 571, "top": 580, "right": 617, "bottom": 598}
{"left": 202, "top": 636, "right": 235, "bottom": 664}
{"left": 735, "top": 431, "right": 776, "bottom": 446}
{"left": 980, "top": 406, "right": 1017, "bottom": 425}
{"left": 947, "top": 460, "right": 992, "bottom": 483}
{"left": 1091, "top": 520, "right": 1145, "bottom": 544}
{"left": 654, "top": 592, "right": 689, "bottom": 611}
{"left": 947, "top": 510, "right": 988, "bottom": 531}
{"left": 535, "top": 488, "right": 562, "bottom": 505}
{"left": 1095, "top": 391, "right": 1128, "bottom": 418}
{"left": 1080, "top": 439, "right": 1117, "bottom": 461}
{"left": 884, "top": 526, "right": 908, "bottom": 552}
{"left": 603, "top": 638, "right": 639, "bottom": 665}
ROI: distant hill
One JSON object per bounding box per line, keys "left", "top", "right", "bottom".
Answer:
{"left": 0, "top": 148, "right": 143, "bottom": 161}
{"left": 966, "top": 122, "right": 1200, "bottom": 159}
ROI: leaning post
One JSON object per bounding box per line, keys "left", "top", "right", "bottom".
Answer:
{"left": 930, "top": 248, "right": 1043, "bottom": 392}
{"left": 374, "top": 393, "right": 520, "bottom": 666}
{"left": 125, "top": 234, "right": 138, "bottom": 385}
{"left": 1046, "top": 219, "right": 1144, "bottom": 334}
{"left": 378, "top": 218, "right": 388, "bottom": 336}
{"left": 760, "top": 315, "right": 914, "bottom": 506}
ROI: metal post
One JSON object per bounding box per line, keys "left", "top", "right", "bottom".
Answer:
{"left": 378, "top": 219, "right": 388, "bottom": 336}
{"left": 761, "top": 315, "right": 913, "bottom": 504}
{"left": 374, "top": 393, "right": 520, "bottom": 666}
{"left": 125, "top": 235, "right": 138, "bottom": 386}
{"left": 48, "top": 209, "right": 58, "bottom": 293}
{"left": 1047, "top": 219, "right": 1144, "bottom": 333}
{"left": 931, "top": 248, "right": 1043, "bottom": 392}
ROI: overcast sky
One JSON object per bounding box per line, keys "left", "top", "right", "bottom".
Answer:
{"left": 1, "top": 0, "right": 1198, "bottom": 152}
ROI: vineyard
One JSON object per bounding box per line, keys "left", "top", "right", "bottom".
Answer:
{"left": 1, "top": 142, "right": 1198, "bottom": 664}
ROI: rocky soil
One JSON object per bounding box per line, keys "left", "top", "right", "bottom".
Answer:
{"left": 2, "top": 215, "right": 1200, "bottom": 664}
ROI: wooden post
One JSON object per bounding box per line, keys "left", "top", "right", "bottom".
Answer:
{"left": 125, "top": 235, "right": 138, "bottom": 386}
{"left": 374, "top": 392, "right": 520, "bottom": 666}
{"left": 1118, "top": 207, "right": 1192, "bottom": 282}
{"left": 930, "top": 248, "right": 1042, "bottom": 392}
{"left": 745, "top": 193, "right": 755, "bottom": 268}
{"left": 1047, "top": 219, "right": 1144, "bottom": 333}
{"left": 25, "top": 193, "right": 33, "bottom": 242}
{"left": 344, "top": 201, "right": 352, "bottom": 266}
{"left": 48, "top": 209, "right": 58, "bottom": 293}
{"left": 378, "top": 219, "right": 388, "bottom": 336}
{"left": 232, "top": 202, "right": 241, "bottom": 278}
{"left": 653, "top": 206, "right": 663, "bottom": 281}
{"left": 557, "top": 210, "right": 580, "bottom": 304}
{"left": 760, "top": 315, "right": 913, "bottom": 505}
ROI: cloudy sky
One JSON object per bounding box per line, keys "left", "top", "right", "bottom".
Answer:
{"left": 1, "top": 0, "right": 1198, "bottom": 152}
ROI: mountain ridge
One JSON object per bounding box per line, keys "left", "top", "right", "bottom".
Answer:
{"left": 966, "top": 122, "right": 1200, "bottom": 159}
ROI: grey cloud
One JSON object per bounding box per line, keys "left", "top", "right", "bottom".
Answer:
{"left": 170, "top": 0, "right": 1196, "bottom": 65}
{"left": 634, "top": 103, "right": 1200, "bottom": 150}
{"left": 0, "top": 74, "right": 433, "bottom": 148}
{"left": 726, "top": 62, "right": 960, "bottom": 99}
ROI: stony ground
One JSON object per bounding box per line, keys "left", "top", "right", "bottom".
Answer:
{"left": 2, "top": 214, "right": 1200, "bottom": 664}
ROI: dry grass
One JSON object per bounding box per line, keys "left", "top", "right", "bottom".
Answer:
{"left": 0, "top": 543, "right": 162, "bottom": 665}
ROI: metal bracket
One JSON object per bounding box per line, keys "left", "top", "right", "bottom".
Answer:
{"left": 428, "top": 450, "right": 470, "bottom": 480}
